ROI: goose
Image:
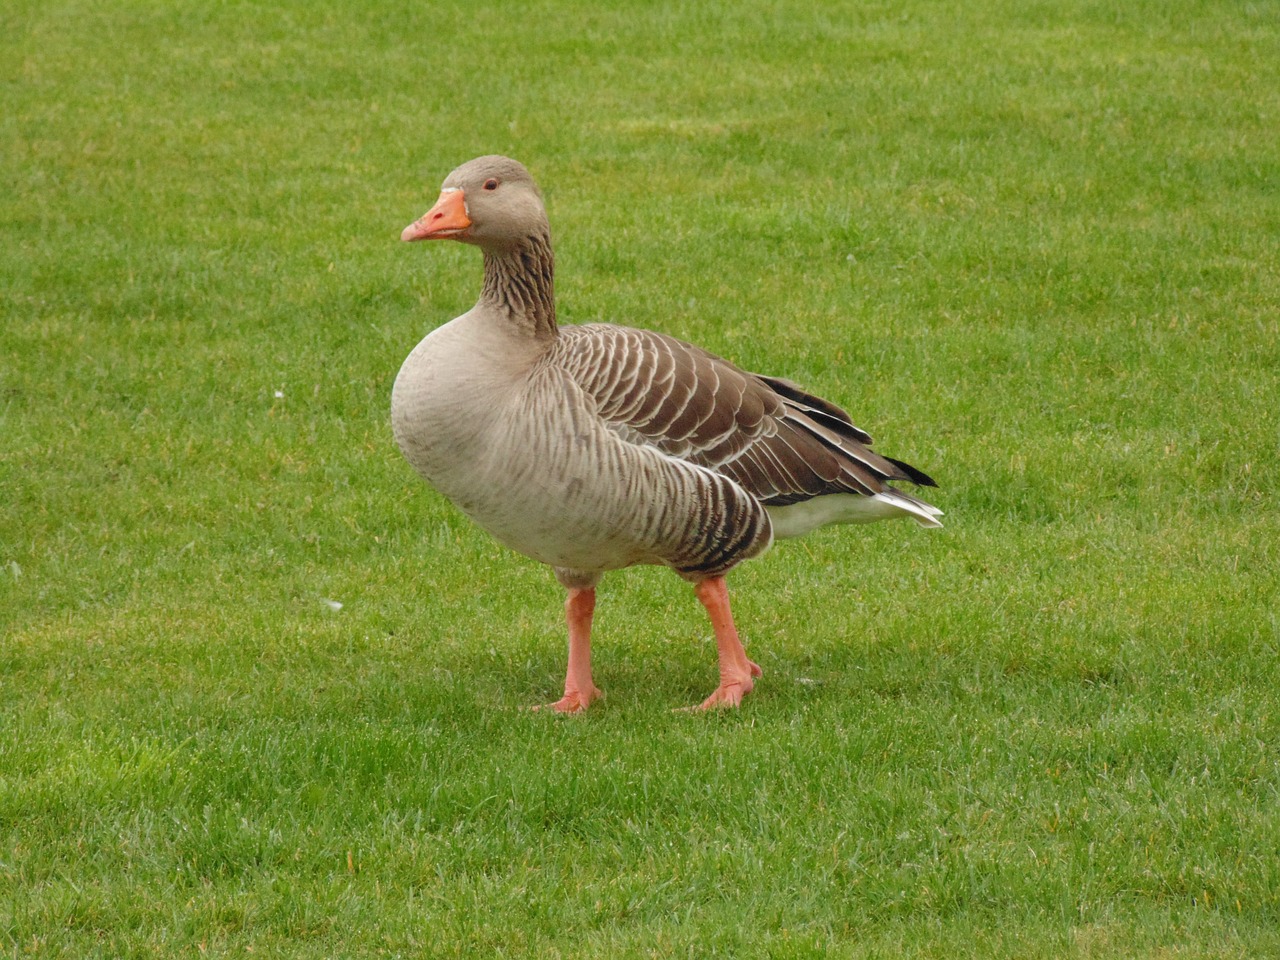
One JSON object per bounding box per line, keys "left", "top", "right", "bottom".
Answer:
{"left": 392, "top": 155, "right": 941, "bottom": 713}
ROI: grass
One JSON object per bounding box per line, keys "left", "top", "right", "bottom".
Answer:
{"left": 3, "top": 0, "right": 1279, "bottom": 955}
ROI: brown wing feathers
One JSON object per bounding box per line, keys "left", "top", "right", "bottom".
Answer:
{"left": 554, "top": 324, "right": 932, "bottom": 508}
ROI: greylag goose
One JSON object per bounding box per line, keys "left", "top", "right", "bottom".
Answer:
{"left": 392, "top": 155, "right": 941, "bottom": 712}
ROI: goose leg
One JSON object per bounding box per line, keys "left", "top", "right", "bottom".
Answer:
{"left": 691, "top": 576, "right": 762, "bottom": 710}
{"left": 536, "top": 586, "right": 602, "bottom": 713}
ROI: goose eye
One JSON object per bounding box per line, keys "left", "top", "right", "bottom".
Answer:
{"left": 483, "top": 178, "right": 499, "bottom": 191}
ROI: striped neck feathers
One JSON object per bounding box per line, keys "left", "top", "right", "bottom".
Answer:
{"left": 480, "top": 230, "right": 557, "bottom": 339}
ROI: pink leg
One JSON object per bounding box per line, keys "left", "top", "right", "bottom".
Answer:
{"left": 690, "top": 576, "right": 762, "bottom": 710}
{"left": 534, "top": 587, "right": 602, "bottom": 714}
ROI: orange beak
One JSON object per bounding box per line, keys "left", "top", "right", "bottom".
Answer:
{"left": 401, "top": 188, "right": 471, "bottom": 241}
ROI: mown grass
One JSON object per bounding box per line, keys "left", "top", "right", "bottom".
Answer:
{"left": 3, "top": 0, "right": 1279, "bottom": 956}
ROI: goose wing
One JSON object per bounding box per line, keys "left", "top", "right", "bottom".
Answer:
{"left": 550, "top": 323, "right": 935, "bottom": 507}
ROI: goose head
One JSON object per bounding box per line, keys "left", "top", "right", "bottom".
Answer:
{"left": 401, "top": 155, "right": 548, "bottom": 253}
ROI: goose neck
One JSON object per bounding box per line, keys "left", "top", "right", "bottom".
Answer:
{"left": 480, "top": 231, "right": 557, "bottom": 339}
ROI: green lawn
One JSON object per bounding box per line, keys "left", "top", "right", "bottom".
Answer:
{"left": 3, "top": 0, "right": 1279, "bottom": 956}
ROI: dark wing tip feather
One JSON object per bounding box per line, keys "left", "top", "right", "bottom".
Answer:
{"left": 883, "top": 455, "right": 938, "bottom": 488}
{"left": 755, "top": 375, "right": 859, "bottom": 428}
